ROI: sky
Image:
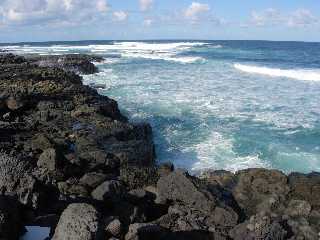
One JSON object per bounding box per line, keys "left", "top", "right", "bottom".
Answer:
{"left": 0, "top": 0, "right": 319, "bottom": 43}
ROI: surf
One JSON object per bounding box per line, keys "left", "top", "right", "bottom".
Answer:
{"left": 234, "top": 63, "right": 320, "bottom": 81}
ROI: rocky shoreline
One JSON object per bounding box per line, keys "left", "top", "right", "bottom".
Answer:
{"left": 0, "top": 53, "right": 319, "bottom": 240}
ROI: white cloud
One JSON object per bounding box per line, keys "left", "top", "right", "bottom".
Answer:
{"left": 288, "top": 9, "right": 318, "bottom": 27}
{"left": 96, "top": 0, "right": 109, "bottom": 13}
{"left": 249, "top": 8, "right": 318, "bottom": 28}
{"left": 113, "top": 11, "right": 128, "bottom": 22}
{"left": 143, "top": 18, "right": 153, "bottom": 26}
{"left": 184, "top": 2, "right": 210, "bottom": 21}
{"left": 251, "top": 8, "right": 282, "bottom": 26}
{"left": 0, "top": 0, "right": 112, "bottom": 26}
{"left": 139, "top": 0, "right": 153, "bottom": 12}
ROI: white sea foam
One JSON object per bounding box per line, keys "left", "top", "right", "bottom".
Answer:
{"left": 210, "top": 44, "right": 223, "bottom": 49}
{"left": 188, "top": 132, "right": 269, "bottom": 173}
{"left": 121, "top": 51, "right": 204, "bottom": 63}
{"left": 234, "top": 63, "right": 320, "bottom": 81}
{"left": 2, "top": 42, "right": 206, "bottom": 64}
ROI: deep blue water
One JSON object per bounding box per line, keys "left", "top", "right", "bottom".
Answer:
{"left": 3, "top": 40, "right": 320, "bottom": 173}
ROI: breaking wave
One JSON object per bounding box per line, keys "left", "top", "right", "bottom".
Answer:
{"left": 234, "top": 63, "right": 320, "bottom": 81}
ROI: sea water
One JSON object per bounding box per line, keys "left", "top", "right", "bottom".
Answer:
{"left": 3, "top": 40, "right": 320, "bottom": 174}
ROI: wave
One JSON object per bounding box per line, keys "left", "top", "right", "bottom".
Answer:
{"left": 185, "top": 132, "right": 270, "bottom": 173}
{"left": 234, "top": 63, "right": 320, "bottom": 81}
{"left": 2, "top": 41, "right": 207, "bottom": 64}
{"left": 121, "top": 51, "right": 204, "bottom": 64}
{"left": 210, "top": 44, "right": 223, "bottom": 49}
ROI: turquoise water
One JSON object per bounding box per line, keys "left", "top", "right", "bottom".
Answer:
{"left": 3, "top": 40, "right": 320, "bottom": 173}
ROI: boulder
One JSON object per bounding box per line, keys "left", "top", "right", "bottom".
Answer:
{"left": 79, "top": 172, "right": 108, "bottom": 189}
{"left": 52, "top": 203, "right": 104, "bottom": 240}
{"left": 232, "top": 169, "right": 290, "bottom": 216}
{"left": 156, "top": 170, "right": 216, "bottom": 213}
{"left": 0, "top": 153, "right": 41, "bottom": 209}
{"left": 285, "top": 200, "right": 312, "bottom": 217}
{"left": 91, "top": 180, "right": 124, "bottom": 201}
{"left": 37, "top": 148, "right": 59, "bottom": 171}
{"left": 288, "top": 172, "right": 320, "bottom": 210}
{"left": 229, "top": 213, "right": 287, "bottom": 240}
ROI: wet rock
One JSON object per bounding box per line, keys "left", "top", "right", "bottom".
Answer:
{"left": 52, "top": 203, "right": 104, "bottom": 240}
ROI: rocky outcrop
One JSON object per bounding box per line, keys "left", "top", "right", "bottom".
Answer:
{"left": 26, "top": 54, "right": 105, "bottom": 75}
{"left": 0, "top": 53, "right": 319, "bottom": 239}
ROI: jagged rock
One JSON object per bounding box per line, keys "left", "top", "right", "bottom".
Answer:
{"left": 79, "top": 172, "right": 108, "bottom": 189}
{"left": 285, "top": 200, "right": 312, "bottom": 217}
{"left": 125, "top": 223, "right": 168, "bottom": 240}
{"left": 31, "top": 134, "right": 54, "bottom": 151}
{"left": 201, "top": 170, "right": 236, "bottom": 189}
{"left": 37, "top": 148, "right": 59, "bottom": 171}
{"left": 157, "top": 162, "right": 174, "bottom": 177}
{"left": 156, "top": 170, "right": 216, "bottom": 213}
{"left": 27, "top": 54, "right": 104, "bottom": 74}
{"left": 229, "top": 213, "right": 287, "bottom": 240}
{"left": 120, "top": 166, "right": 158, "bottom": 190}
{"left": 52, "top": 203, "right": 104, "bottom": 240}
{"left": 286, "top": 217, "right": 319, "bottom": 240}
{"left": 232, "top": 169, "right": 290, "bottom": 216}
{"left": 0, "top": 153, "right": 41, "bottom": 209}
{"left": 58, "top": 182, "right": 89, "bottom": 197}
{"left": 288, "top": 172, "right": 320, "bottom": 210}
{"left": 91, "top": 180, "right": 124, "bottom": 201}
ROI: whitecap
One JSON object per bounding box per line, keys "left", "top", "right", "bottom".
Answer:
{"left": 234, "top": 63, "right": 320, "bottom": 81}
{"left": 188, "top": 132, "right": 269, "bottom": 173}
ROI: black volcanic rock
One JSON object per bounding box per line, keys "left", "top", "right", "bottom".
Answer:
{"left": 26, "top": 54, "right": 104, "bottom": 75}
{"left": 0, "top": 53, "right": 319, "bottom": 240}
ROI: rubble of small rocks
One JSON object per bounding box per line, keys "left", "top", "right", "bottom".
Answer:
{"left": 0, "top": 53, "right": 319, "bottom": 240}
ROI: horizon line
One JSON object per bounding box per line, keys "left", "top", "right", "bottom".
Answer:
{"left": 1, "top": 39, "right": 320, "bottom": 45}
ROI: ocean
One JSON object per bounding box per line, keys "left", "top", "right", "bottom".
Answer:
{"left": 3, "top": 40, "right": 320, "bottom": 174}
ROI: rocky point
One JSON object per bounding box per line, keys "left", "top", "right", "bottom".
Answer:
{"left": 0, "top": 53, "right": 319, "bottom": 240}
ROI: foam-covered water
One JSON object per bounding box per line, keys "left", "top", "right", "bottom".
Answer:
{"left": 3, "top": 40, "right": 320, "bottom": 173}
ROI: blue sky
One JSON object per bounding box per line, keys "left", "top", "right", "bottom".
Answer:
{"left": 0, "top": 0, "right": 319, "bottom": 43}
